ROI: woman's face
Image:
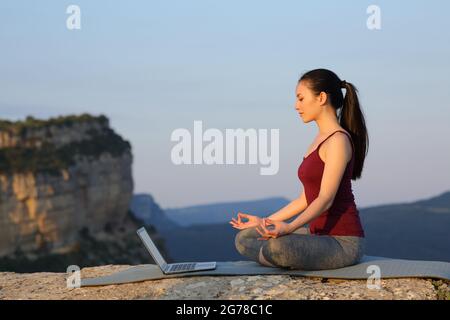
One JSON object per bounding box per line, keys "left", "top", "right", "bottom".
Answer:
{"left": 295, "top": 80, "right": 323, "bottom": 123}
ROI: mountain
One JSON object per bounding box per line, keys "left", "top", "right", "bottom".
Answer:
{"left": 129, "top": 195, "right": 292, "bottom": 263}
{"left": 360, "top": 190, "right": 450, "bottom": 261}
{"left": 130, "top": 194, "right": 180, "bottom": 232}
{"left": 163, "top": 197, "right": 291, "bottom": 227}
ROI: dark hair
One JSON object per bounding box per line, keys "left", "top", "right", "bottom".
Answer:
{"left": 298, "top": 68, "right": 369, "bottom": 180}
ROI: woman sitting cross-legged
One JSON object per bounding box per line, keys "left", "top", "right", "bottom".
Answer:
{"left": 230, "top": 68, "right": 367, "bottom": 271}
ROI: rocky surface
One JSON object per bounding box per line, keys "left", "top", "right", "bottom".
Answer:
{"left": 1, "top": 265, "right": 448, "bottom": 300}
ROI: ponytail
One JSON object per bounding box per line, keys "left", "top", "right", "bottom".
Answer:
{"left": 339, "top": 81, "right": 369, "bottom": 179}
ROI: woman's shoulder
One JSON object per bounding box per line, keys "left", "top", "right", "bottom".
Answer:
{"left": 328, "top": 128, "right": 352, "bottom": 143}
{"left": 321, "top": 129, "right": 353, "bottom": 160}
{"left": 322, "top": 128, "right": 352, "bottom": 144}
{"left": 334, "top": 128, "right": 351, "bottom": 138}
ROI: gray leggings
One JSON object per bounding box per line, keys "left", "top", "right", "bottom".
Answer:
{"left": 234, "top": 226, "right": 365, "bottom": 270}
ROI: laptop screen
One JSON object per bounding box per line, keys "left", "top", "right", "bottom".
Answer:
{"left": 137, "top": 227, "right": 167, "bottom": 268}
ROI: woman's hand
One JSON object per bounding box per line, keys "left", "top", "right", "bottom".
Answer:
{"left": 229, "top": 212, "right": 263, "bottom": 230}
{"left": 255, "top": 218, "right": 291, "bottom": 240}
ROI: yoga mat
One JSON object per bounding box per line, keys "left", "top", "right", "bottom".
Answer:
{"left": 80, "top": 255, "right": 450, "bottom": 287}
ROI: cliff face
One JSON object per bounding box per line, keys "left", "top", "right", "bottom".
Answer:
{"left": 0, "top": 114, "right": 133, "bottom": 257}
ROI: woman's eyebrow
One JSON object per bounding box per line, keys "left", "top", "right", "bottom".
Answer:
{"left": 296, "top": 93, "right": 303, "bottom": 98}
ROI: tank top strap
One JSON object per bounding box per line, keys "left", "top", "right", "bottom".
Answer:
{"left": 317, "top": 130, "right": 354, "bottom": 154}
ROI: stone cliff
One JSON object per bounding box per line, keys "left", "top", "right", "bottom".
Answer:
{"left": 0, "top": 114, "right": 133, "bottom": 257}
{"left": 0, "top": 114, "right": 169, "bottom": 271}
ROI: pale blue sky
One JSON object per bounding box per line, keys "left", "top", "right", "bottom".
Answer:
{"left": 1, "top": 1, "right": 449, "bottom": 209}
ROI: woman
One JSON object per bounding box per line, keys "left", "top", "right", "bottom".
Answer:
{"left": 230, "top": 68, "right": 368, "bottom": 270}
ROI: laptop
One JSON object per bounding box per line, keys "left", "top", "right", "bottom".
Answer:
{"left": 136, "top": 227, "right": 217, "bottom": 274}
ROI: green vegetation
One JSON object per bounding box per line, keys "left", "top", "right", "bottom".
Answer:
{"left": 0, "top": 113, "right": 109, "bottom": 135}
{"left": 431, "top": 279, "right": 450, "bottom": 300}
{"left": 0, "top": 114, "right": 131, "bottom": 176}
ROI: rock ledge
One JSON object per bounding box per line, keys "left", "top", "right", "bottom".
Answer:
{"left": 1, "top": 264, "right": 448, "bottom": 300}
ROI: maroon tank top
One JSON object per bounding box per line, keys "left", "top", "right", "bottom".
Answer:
{"left": 298, "top": 130, "right": 365, "bottom": 237}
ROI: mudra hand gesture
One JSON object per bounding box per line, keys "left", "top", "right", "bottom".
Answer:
{"left": 255, "top": 218, "right": 290, "bottom": 240}
{"left": 229, "top": 212, "right": 263, "bottom": 230}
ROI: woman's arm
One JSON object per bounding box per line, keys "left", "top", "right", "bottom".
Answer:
{"left": 285, "top": 195, "right": 332, "bottom": 233}
{"left": 266, "top": 189, "right": 308, "bottom": 222}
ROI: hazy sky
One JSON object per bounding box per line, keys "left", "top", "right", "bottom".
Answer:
{"left": 1, "top": 1, "right": 449, "bottom": 209}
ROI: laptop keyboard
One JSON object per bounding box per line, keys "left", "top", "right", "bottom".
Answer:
{"left": 169, "top": 263, "right": 196, "bottom": 272}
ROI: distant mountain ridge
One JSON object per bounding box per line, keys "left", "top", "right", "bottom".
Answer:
{"left": 163, "top": 197, "right": 291, "bottom": 227}
{"left": 411, "top": 190, "right": 450, "bottom": 209}
{"left": 130, "top": 194, "right": 180, "bottom": 231}
{"left": 130, "top": 190, "right": 450, "bottom": 263}
{"left": 360, "top": 190, "right": 450, "bottom": 262}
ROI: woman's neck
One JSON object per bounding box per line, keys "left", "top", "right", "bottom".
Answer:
{"left": 315, "top": 109, "right": 341, "bottom": 135}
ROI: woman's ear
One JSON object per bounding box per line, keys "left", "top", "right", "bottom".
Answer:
{"left": 318, "top": 91, "right": 328, "bottom": 106}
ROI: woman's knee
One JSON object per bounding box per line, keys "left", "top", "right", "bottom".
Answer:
{"left": 234, "top": 227, "right": 258, "bottom": 253}
{"left": 235, "top": 227, "right": 258, "bottom": 242}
